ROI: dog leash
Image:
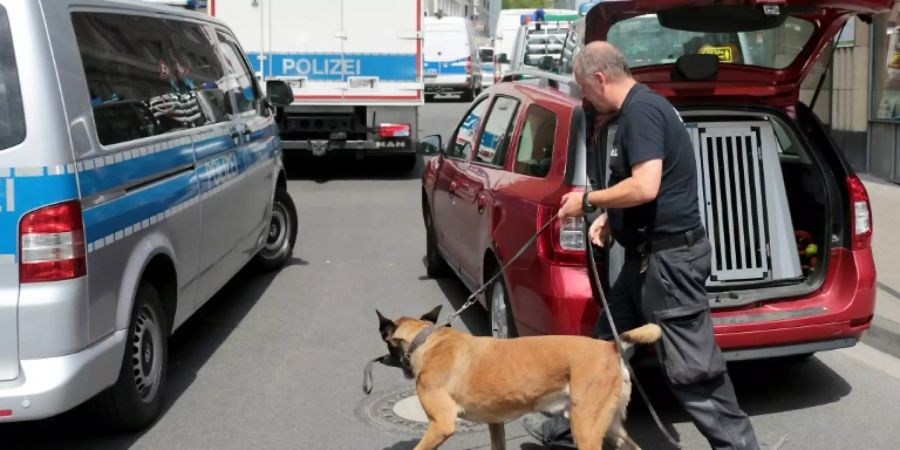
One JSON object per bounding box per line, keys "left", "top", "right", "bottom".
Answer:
{"left": 363, "top": 216, "right": 558, "bottom": 395}
{"left": 438, "top": 215, "right": 559, "bottom": 328}
{"left": 582, "top": 218, "right": 683, "bottom": 449}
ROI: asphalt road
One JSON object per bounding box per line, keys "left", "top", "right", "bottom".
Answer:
{"left": 3, "top": 100, "right": 900, "bottom": 450}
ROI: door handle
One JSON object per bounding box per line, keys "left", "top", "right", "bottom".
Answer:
{"left": 243, "top": 127, "right": 252, "bottom": 141}
{"left": 231, "top": 129, "right": 241, "bottom": 143}
{"left": 449, "top": 181, "right": 458, "bottom": 198}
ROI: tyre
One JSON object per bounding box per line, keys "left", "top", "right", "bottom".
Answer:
{"left": 424, "top": 207, "right": 449, "bottom": 278}
{"left": 488, "top": 273, "right": 518, "bottom": 338}
{"left": 254, "top": 188, "right": 299, "bottom": 271}
{"left": 461, "top": 89, "right": 475, "bottom": 102}
{"left": 97, "top": 283, "right": 168, "bottom": 431}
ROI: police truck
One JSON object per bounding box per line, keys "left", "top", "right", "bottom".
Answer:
{"left": 213, "top": 0, "right": 423, "bottom": 169}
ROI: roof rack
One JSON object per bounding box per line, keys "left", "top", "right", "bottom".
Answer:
{"left": 499, "top": 67, "right": 574, "bottom": 89}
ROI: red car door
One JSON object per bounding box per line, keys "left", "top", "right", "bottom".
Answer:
{"left": 456, "top": 96, "right": 523, "bottom": 282}
{"left": 431, "top": 98, "right": 490, "bottom": 276}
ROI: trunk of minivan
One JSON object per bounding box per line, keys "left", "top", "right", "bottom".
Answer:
{"left": 595, "top": 105, "right": 839, "bottom": 308}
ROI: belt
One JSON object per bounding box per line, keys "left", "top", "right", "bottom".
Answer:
{"left": 645, "top": 226, "right": 706, "bottom": 253}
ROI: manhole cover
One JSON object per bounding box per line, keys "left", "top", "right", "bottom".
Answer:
{"left": 356, "top": 384, "right": 486, "bottom": 434}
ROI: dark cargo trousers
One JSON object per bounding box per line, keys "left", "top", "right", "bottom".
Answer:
{"left": 537, "top": 236, "right": 759, "bottom": 450}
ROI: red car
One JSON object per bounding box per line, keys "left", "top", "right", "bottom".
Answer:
{"left": 419, "top": 0, "right": 886, "bottom": 361}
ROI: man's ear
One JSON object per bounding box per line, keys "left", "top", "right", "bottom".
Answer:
{"left": 377, "top": 309, "right": 396, "bottom": 340}
{"left": 593, "top": 71, "right": 607, "bottom": 86}
{"left": 420, "top": 305, "right": 443, "bottom": 324}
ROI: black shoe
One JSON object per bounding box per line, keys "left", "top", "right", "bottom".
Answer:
{"left": 521, "top": 413, "right": 576, "bottom": 448}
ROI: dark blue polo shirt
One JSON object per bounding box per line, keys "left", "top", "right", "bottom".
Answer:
{"left": 607, "top": 83, "right": 702, "bottom": 248}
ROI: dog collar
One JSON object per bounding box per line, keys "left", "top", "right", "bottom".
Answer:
{"left": 406, "top": 323, "right": 446, "bottom": 358}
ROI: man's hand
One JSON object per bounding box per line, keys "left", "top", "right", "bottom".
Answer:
{"left": 589, "top": 213, "right": 611, "bottom": 247}
{"left": 558, "top": 192, "right": 585, "bottom": 220}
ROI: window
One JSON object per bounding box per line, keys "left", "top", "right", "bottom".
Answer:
{"left": 607, "top": 14, "right": 814, "bottom": 69}
{"left": 72, "top": 13, "right": 230, "bottom": 146}
{"left": 0, "top": 5, "right": 24, "bottom": 150}
{"left": 217, "top": 33, "right": 260, "bottom": 115}
{"left": 515, "top": 106, "right": 556, "bottom": 178}
{"left": 475, "top": 97, "right": 519, "bottom": 167}
{"left": 448, "top": 98, "right": 489, "bottom": 160}
{"left": 872, "top": 5, "right": 900, "bottom": 121}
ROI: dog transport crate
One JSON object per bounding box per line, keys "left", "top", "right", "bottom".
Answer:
{"left": 604, "top": 120, "right": 802, "bottom": 286}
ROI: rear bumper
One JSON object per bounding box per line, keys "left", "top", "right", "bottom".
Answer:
{"left": 281, "top": 138, "right": 415, "bottom": 156}
{"left": 0, "top": 330, "right": 125, "bottom": 422}
{"left": 425, "top": 81, "right": 472, "bottom": 95}
{"left": 509, "top": 248, "right": 874, "bottom": 360}
{"left": 712, "top": 248, "right": 875, "bottom": 357}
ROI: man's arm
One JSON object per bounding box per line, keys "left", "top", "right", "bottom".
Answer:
{"left": 587, "top": 159, "right": 662, "bottom": 208}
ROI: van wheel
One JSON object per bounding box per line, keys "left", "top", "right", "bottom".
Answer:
{"left": 461, "top": 89, "right": 475, "bottom": 102}
{"left": 489, "top": 274, "right": 518, "bottom": 338}
{"left": 255, "top": 188, "right": 298, "bottom": 271}
{"left": 424, "top": 208, "right": 449, "bottom": 278}
{"left": 98, "top": 283, "right": 168, "bottom": 431}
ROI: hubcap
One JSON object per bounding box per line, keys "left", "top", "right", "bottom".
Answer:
{"left": 490, "top": 280, "right": 509, "bottom": 338}
{"left": 131, "top": 304, "right": 163, "bottom": 403}
{"left": 261, "top": 200, "right": 291, "bottom": 259}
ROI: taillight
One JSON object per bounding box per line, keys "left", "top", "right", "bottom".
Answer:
{"left": 466, "top": 56, "right": 472, "bottom": 74}
{"left": 379, "top": 123, "right": 411, "bottom": 138}
{"left": 537, "top": 200, "right": 586, "bottom": 266}
{"left": 19, "top": 200, "right": 87, "bottom": 283}
{"left": 847, "top": 175, "right": 872, "bottom": 250}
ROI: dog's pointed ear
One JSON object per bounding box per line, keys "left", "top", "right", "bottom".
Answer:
{"left": 377, "top": 309, "right": 396, "bottom": 340}
{"left": 420, "top": 305, "right": 442, "bottom": 324}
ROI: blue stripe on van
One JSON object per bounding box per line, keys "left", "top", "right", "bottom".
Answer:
{"left": 82, "top": 171, "right": 198, "bottom": 244}
{"left": 423, "top": 58, "right": 468, "bottom": 75}
{"left": 0, "top": 171, "right": 79, "bottom": 257}
{"left": 78, "top": 145, "right": 196, "bottom": 197}
{"left": 248, "top": 53, "right": 418, "bottom": 81}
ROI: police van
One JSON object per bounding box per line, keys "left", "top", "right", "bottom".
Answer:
{"left": 214, "top": 0, "right": 423, "bottom": 170}
{"left": 423, "top": 15, "right": 483, "bottom": 101}
{"left": 0, "top": 0, "right": 297, "bottom": 429}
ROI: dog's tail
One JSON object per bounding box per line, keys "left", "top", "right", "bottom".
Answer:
{"left": 619, "top": 323, "right": 662, "bottom": 345}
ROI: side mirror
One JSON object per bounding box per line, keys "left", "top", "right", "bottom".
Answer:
{"left": 418, "top": 135, "right": 443, "bottom": 156}
{"left": 265, "top": 80, "right": 294, "bottom": 107}
{"left": 539, "top": 55, "right": 555, "bottom": 71}
{"left": 497, "top": 53, "right": 510, "bottom": 65}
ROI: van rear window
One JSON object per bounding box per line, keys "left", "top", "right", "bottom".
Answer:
{"left": 0, "top": 6, "right": 25, "bottom": 150}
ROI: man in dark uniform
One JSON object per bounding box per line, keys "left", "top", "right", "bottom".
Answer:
{"left": 523, "top": 42, "right": 760, "bottom": 450}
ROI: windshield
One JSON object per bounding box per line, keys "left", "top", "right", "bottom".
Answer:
{"left": 0, "top": 5, "right": 24, "bottom": 150}
{"left": 607, "top": 14, "right": 815, "bottom": 69}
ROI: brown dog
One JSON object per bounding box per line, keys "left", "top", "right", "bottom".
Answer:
{"left": 376, "top": 306, "right": 662, "bottom": 450}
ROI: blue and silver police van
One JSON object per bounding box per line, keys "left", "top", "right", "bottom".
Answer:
{"left": 0, "top": 0, "right": 297, "bottom": 429}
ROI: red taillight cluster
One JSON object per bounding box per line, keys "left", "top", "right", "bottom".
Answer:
{"left": 847, "top": 175, "right": 872, "bottom": 250}
{"left": 19, "top": 200, "right": 87, "bottom": 283}
{"left": 378, "top": 123, "right": 411, "bottom": 138}
{"left": 537, "top": 200, "right": 586, "bottom": 266}
{"left": 466, "top": 56, "right": 472, "bottom": 75}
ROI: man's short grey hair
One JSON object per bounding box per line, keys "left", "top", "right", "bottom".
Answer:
{"left": 575, "top": 42, "right": 631, "bottom": 81}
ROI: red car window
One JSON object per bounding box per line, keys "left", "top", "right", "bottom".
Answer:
{"left": 448, "top": 98, "right": 489, "bottom": 160}
{"left": 475, "top": 96, "right": 520, "bottom": 167}
{"left": 514, "top": 105, "right": 557, "bottom": 178}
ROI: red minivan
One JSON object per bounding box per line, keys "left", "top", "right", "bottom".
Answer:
{"left": 420, "top": 0, "right": 887, "bottom": 361}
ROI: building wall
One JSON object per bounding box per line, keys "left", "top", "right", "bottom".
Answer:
{"left": 829, "top": 18, "right": 871, "bottom": 171}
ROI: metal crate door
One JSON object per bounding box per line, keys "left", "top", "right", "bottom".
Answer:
{"left": 696, "top": 125, "right": 770, "bottom": 282}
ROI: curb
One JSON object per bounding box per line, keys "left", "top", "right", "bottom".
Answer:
{"left": 862, "top": 315, "right": 900, "bottom": 359}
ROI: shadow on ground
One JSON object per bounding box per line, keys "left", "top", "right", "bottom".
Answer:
{"left": 0, "top": 261, "right": 295, "bottom": 450}
{"left": 284, "top": 153, "right": 424, "bottom": 184}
